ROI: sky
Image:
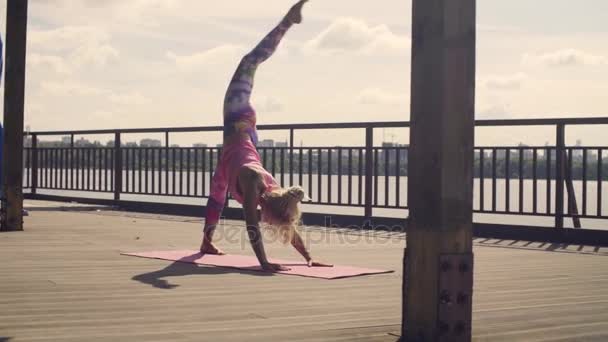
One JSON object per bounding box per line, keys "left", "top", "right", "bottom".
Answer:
{"left": 0, "top": 0, "right": 607, "bottom": 147}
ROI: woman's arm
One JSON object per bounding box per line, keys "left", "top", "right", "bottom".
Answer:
{"left": 291, "top": 230, "right": 311, "bottom": 263}
{"left": 291, "top": 230, "right": 333, "bottom": 267}
{"left": 240, "top": 169, "right": 290, "bottom": 272}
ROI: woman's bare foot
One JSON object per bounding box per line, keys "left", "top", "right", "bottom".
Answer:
{"left": 200, "top": 240, "right": 225, "bottom": 255}
{"left": 286, "top": 0, "right": 308, "bottom": 24}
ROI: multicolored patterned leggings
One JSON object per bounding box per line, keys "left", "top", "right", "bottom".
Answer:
{"left": 223, "top": 17, "right": 293, "bottom": 145}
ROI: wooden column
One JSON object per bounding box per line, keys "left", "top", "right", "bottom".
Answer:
{"left": 403, "top": 0, "right": 476, "bottom": 341}
{"left": 1, "top": 0, "right": 29, "bottom": 231}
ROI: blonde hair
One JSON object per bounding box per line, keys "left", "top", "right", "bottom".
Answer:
{"left": 260, "top": 186, "right": 306, "bottom": 243}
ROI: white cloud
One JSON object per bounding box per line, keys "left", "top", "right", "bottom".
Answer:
{"left": 40, "top": 82, "right": 150, "bottom": 108}
{"left": 28, "top": 54, "right": 72, "bottom": 74}
{"left": 480, "top": 73, "right": 527, "bottom": 90}
{"left": 109, "top": 92, "right": 151, "bottom": 106}
{"left": 113, "top": 0, "right": 179, "bottom": 28}
{"left": 128, "top": 0, "right": 177, "bottom": 10}
{"left": 357, "top": 88, "right": 407, "bottom": 106}
{"left": 477, "top": 24, "right": 526, "bottom": 34}
{"left": 523, "top": 49, "right": 607, "bottom": 67}
{"left": 90, "top": 109, "right": 117, "bottom": 121}
{"left": 166, "top": 45, "right": 244, "bottom": 72}
{"left": 29, "top": 26, "right": 109, "bottom": 51}
{"left": 72, "top": 43, "right": 119, "bottom": 67}
{"left": 29, "top": 26, "right": 119, "bottom": 67}
{"left": 253, "top": 96, "right": 284, "bottom": 113}
{"left": 476, "top": 103, "right": 511, "bottom": 119}
{"left": 40, "top": 81, "right": 106, "bottom": 97}
{"left": 304, "top": 18, "right": 409, "bottom": 55}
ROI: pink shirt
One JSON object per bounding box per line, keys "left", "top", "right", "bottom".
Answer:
{"left": 205, "top": 138, "right": 278, "bottom": 225}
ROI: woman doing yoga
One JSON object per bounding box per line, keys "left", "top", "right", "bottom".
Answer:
{"left": 200, "top": 1, "right": 332, "bottom": 272}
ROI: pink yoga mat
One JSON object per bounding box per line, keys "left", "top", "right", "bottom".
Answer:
{"left": 122, "top": 250, "right": 393, "bottom": 279}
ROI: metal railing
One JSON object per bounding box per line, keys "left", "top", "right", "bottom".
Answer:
{"left": 22, "top": 117, "right": 608, "bottom": 228}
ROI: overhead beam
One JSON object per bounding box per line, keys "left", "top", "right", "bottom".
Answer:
{"left": 1, "top": 0, "right": 29, "bottom": 231}
{"left": 403, "top": 0, "right": 476, "bottom": 341}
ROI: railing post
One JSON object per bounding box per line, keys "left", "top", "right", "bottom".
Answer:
{"left": 165, "top": 131, "right": 170, "bottom": 195}
{"left": 364, "top": 127, "right": 374, "bottom": 218}
{"left": 70, "top": 134, "right": 74, "bottom": 190}
{"left": 555, "top": 124, "right": 565, "bottom": 228}
{"left": 564, "top": 149, "right": 582, "bottom": 228}
{"left": 113, "top": 132, "right": 122, "bottom": 201}
{"left": 289, "top": 128, "right": 294, "bottom": 186}
{"left": 31, "top": 134, "right": 38, "bottom": 194}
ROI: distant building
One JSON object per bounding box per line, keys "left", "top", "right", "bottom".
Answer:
{"left": 193, "top": 143, "right": 208, "bottom": 148}
{"left": 275, "top": 141, "right": 288, "bottom": 148}
{"left": 74, "top": 137, "right": 93, "bottom": 147}
{"left": 258, "top": 139, "right": 274, "bottom": 147}
{"left": 140, "top": 139, "right": 162, "bottom": 147}
{"left": 124, "top": 142, "right": 138, "bottom": 147}
{"left": 380, "top": 142, "right": 408, "bottom": 161}
{"left": 61, "top": 136, "right": 72, "bottom": 146}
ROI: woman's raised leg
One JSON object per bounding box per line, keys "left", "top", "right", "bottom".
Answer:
{"left": 223, "top": 0, "right": 308, "bottom": 145}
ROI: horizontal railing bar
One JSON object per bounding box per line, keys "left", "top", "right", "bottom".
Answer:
{"left": 34, "top": 189, "right": 113, "bottom": 194}
{"left": 28, "top": 123, "right": 407, "bottom": 136}
{"left": 25, "top": 145, "right": 607, "bottom": 150}
{"left": 476, "top": 117, "right": 608, "bottom": 126}
{"left": 25, "top": 117, "right": 608, "bottom": 136}
{"left": 259, "top": 146, "right": 373, "bottom": 149}
{"left": 476, "top": 146, "right": 608, "bottom": 149}
{"left": 8, "top": 146, "right": 559, "bottom": 149}
{"left": 472, "top": 210, "right": 555, "bottom": 217}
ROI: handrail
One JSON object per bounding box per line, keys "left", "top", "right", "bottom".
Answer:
{"left": 26, "top": 117, "right": 608, "bottom": 136}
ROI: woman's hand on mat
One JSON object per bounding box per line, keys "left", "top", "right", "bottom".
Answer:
{"left": 307, "top": 260, "right": 334, "bottom": 268}
{"left": 261, "top": 262, "right": 291, "bottom": 272}
{"left": 286, "top": 0, "right": 308, "bottom": 24}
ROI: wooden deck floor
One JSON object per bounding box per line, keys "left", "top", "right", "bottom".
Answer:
{"left": 1, "top": 201, "right": 607, "bottom": 341}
